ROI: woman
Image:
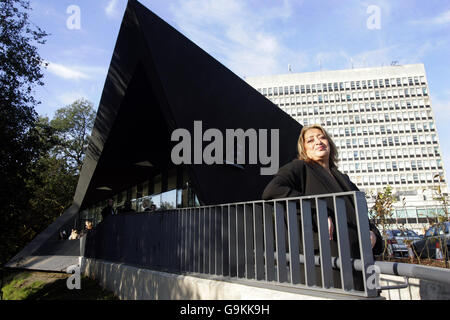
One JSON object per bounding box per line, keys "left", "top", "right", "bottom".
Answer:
{"left": 262, "top": 124, "right": 382, "bottom": 291}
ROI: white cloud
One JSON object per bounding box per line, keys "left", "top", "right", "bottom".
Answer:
{"left": 169, "top": 0, "right": 302, "bottom": 77}
{"left": 105, "top": 0, "right": 120, "bottom": 19}
{"left": 46, "top": 61, "right": 90, "bottom": 80}
{"left": 57, "top": 91, "right": 89, "bottom": 106}
{"left": 313, "top": 39, "right": 443, "bottom": 72}
{"left": 45, "top": 61, "right": 107, "bottom": 81}
{"left": 432, "top": 10, "right": 450, "bottom": 24}
{"left": 410, "top": 10, "right": 450, "bottom": 25}
{"left": 431, "top": 95, "right": 450, "bottom": 121}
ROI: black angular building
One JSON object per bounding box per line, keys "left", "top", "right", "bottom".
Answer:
{"left": 7, "top": 0, "right": 301, "bottom": 273}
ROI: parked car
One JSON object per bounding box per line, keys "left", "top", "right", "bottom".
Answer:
{"left": 412, "top": 222, "right": 450, "bottom": 260}
{"left": 383, "top": 229, "right": 423, "bottom": 257}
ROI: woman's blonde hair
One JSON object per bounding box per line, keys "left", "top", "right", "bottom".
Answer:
{"left": 297, "top": 124, "right": 339, "bottom": 168}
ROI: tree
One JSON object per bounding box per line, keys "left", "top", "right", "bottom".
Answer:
{"left": 24, "top": 101, "right": 96, "bottom": 242}
{"left": 429, "top": 174, "right": 449, "bottom": 266}
{"left": 0, "top": 0, "right": 48, "bottom": 178}
{"left": 431, "top": 174, "right": 449, "bottom": 223}
{"left": 369, "top": 185, "right": 396, "bottom": 259}
{"left": 50, "top": 98, "right": 96, "bottom": 173}
{"left": 0, "top": 0, "right": 48, "bottom": 266}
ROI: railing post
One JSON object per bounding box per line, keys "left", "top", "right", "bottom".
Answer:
{"left": 275, "top": 201, "right": 288, "bottom": 283}
{"left": 237, "top": 204, "right": 246, "bottom": 278}
{"left": 334, "top": 196, "right": 354, "bottom": 292}
{"left": 286, "top": 200, "right": 300, "bottom": 284}
{"left": 163, "top": 212, "right": 169, "bottom": 270}
{"left": 179, "top": 209, "right": 185, "bottom": 272}
{"left": 222, "top": 206, "right": 229, "bottom": 276}
{"left": 229, "top": 205, "right": 237, "bottom": 277}
{"left": 254, "top": 203, "right": 265, "bottom": 281}
{"left": 189, "top": 208, "right": 195, "bottom": 272}
{"left": 215, "top": 206, "right": 223, "bottom": 276}
{"left": 171, "top": 211, "right": 177, "bottom": 272}
{"left": 208, "top": 207, "right": 214, "bottom": 275}
{"left": 316, "top": 198, "right": 333, "bottom": 289}
{"left": 199, "top": 208, "right": 204, "bottom": 274}
{"left": 301, "top": 199, "right": 316, "bottom": 287}
{"left": 354, "top": 192, "right": 378, "bottom": 297}
{"left": 263, "top": 202, "right": 276, "bottom": 282}
{"left": 244, "top": 203, "right": 255, "bottom": 279}
{"left": 195, "top": 208, "right": 200, "bottom": 273}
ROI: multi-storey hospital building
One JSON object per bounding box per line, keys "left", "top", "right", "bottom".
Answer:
{"left": 246, "top": 64, "right": 448, "bottom": 228}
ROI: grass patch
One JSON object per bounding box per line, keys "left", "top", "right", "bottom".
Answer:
{"left": 1, "top": 270, "right": 118, "bottom": 300}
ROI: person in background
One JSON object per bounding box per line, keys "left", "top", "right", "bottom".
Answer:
{"left": 59, "top": 229, "right": 68, "bottom": 240}
{"left": 68, "top": 229, "right": 79, "bottom": 240}
{"left": 101, "top": 198, "right": 115, "bottom": 221}
{"left": 142, "top": 199, "right": 151, "bottom": 212}
{"left": 79, "top": 220, "right": 94, "bottom": 237}
{"left": 119, "top": 200, "right": 135, "bottom": 214}
{"left": 262, "top": 124, "right": 383, "bottom": 291}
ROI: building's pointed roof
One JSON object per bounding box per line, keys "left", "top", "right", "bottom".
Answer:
{"left": 74, "top": 0, "right": 301, "bottom": 209}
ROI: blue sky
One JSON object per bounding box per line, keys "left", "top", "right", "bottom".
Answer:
{"left": 29, "top": 0, "right": 450, "bottom": 181}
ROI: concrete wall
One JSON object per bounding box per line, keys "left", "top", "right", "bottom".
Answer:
{"left": 81, "top": 258, "right": 370, "bottom": 300}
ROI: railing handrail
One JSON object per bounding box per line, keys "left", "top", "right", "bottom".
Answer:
{"left": 175, "top": 191, "right": 365, "bottom": 211}
{"left": 278, "top": 252, "right": 450, "bottom": 286}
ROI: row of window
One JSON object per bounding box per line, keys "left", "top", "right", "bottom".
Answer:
{"left": 257, "top": 76, "right": 426, "bottom": 96}
{"left": 367, "top": 207, "right": 449, "bottom": 219}
{"left": 339, "top": 159, "right": 443, "bottom": 172}
{"left": 281, "top": 99, "right": 430, "bottom": 115}
{"left": 339, "top": 146, "right": 440, "bottom": 160}
{"left": 300, "top": 114, "right": 434, "bottom": 127}
{"left": 320, "top": 123, "right": 436, "bottom": 137}
{"left": 333, "top": 135, "right": 438, "bottom": 150}
{"left": 394, "top": 208, "right": 448, "bottom": 219}
{"left": 346, "top": 171, "right": 445, "bottom": 186}
{"left": 269, "top": 87, "right": 428, "bottom": 105}
{"left": 329, "top": 127, "right": 436, "bottom": 139}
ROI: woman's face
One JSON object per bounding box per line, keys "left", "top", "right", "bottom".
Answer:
{"left": 303, "top": 128, "right": 330, "bottom": 164}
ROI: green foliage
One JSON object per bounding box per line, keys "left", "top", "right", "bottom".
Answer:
{"left": 0, "top": 0, "right": 49, "bottom": 266}
{"left": 369, "top": 186, "right": 396, "bottom": 260}
{"left": 431, "top": 174, "right": 449, "bottom": 223}
{"left": 160, "top": 201, "right": 175, "bottom": 210}
{"left": 0, "top": 1, "right": 97, "bottom": 268}
{"left": 50, "top": 98, "right": 96, "bottom": 173}
{"left": 1, "top": 272, "right": 45, "bottom": 300}
{"left": 0, "top": 99, "right": 96, "bottom": 266}
{"left": 1, "top": 271, "right": 118, "bottom": 300}
{"left": 370, "top": 185, "right": 396, "bottom": 235}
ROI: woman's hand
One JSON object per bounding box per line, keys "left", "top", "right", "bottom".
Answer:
{"left": 328, "top": 217, "right": 377, "bottom": 248}
{"left": 370, "top": 231, "right": 377, "bottom": 248}
{"left": 328, "top": 216, "right": 333, "bottom": 240}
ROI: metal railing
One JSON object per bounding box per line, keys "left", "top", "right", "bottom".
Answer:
{"left": 85, "top": 191, "right": 384, "bottom": 298}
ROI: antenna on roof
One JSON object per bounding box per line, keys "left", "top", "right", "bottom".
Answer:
{"left": 288, "top": 64, "right": 292, "bottom": 73}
